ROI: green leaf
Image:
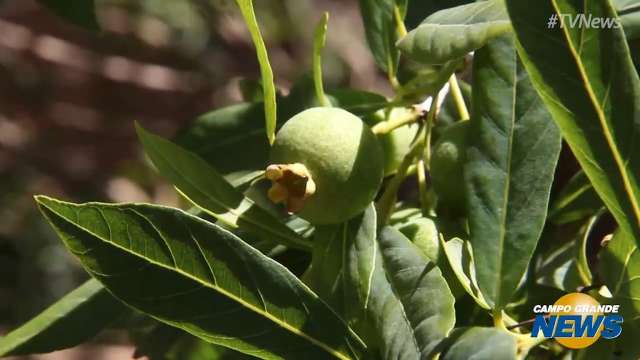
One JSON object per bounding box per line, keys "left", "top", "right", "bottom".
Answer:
{"left": 464, "top": 34, "right": 561, "bottom": 310}
{"left": 396, "top": 60, "right": 460, "bottom": 101}
{"left": 596, "top": 229, "right": 640, "bottom": 360}
{"left": 307, "top": 225, "right": 346, "bottom": 314}
{"left": 615, "top": 0, "right": 640, "bottom": 39}
{"left": 327, "top": 89, "right": 388, "bottom": 116}
{"left": 506, "top": 0, "right": 640, "bottom": 249}
{"left": 548, "top": 171, "right": 604, "bottom": 225}
{"left": 0, "top": 279, "right": 125, "bottom": 356}
{"left": 234, "top": 0, "right": 277, "bottom": 144}
{"left": 35, "top": 196, "right": 366, "bottom": 360}
{"left": 38, "top": 0, "right": 98, "bottom": 30}
{"left": 398, "top": 0, "right": 511, "bottom": 64}
{"left": 535, "top": 214, "right": 600, "bottom": 291}
{"left": 136, "top": 124, "right": 310, "bottom": 251}
{"left": 358, "top": 0, "right": 405, "bottom": 74}
{"left": 313, "top": 13, "right": 331, "bottom": 107}
{"left": 344, "top": 207, "right": 456, "bottom": 359}
{"left": 441, "top": 237, "right": 490, "bottom": 309}
{"left": 441, "top": 327, "right": 517, "bottom": 360}
{"left": 174, "top": 103, "right": 271, "bottom": 174}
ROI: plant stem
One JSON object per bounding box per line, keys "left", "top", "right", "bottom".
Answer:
{"left": 493, "top": 310, "right": 507, "bottom": 331}
{"left": 371, "top": 107, "right": 422, "bottom": 135}
{"left": 393, "top": 5, "right": 408, "bottom": 38}
{"left": 448, "top": 74, "right": 470, "bottom": 121}
{"left": 376, "top": 124, "right": 426, "bottom": 225}
{"left": 417, "top": 93, "right": 439, "bottom": 215}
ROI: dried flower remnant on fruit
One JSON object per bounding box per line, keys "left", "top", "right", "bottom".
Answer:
{"left": 265, "top": 163, "right": 316, "bottom": 214}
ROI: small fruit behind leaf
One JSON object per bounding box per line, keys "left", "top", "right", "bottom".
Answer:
{"left": 431, "top": 121, "right": 471, "bottom": 216}
{"left": 268, "top": 107, "right": 384, "bottom": 224}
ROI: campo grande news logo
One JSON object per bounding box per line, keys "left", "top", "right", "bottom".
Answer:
{"left": 531, "top": 293, "right": 623, "bottom": 349}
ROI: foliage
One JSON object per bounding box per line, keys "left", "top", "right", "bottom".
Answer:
{"left": 2, "top": 0, "right": 640, "bottom": 359}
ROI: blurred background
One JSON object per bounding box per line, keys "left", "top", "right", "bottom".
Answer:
{"left": 0, "top": 0, "right": 464, "bottom": 358}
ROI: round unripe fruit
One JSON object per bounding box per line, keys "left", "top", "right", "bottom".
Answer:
{"left": 269, "top": 107, "right": 384, "bottom": 224}
{"left": 431, "top": 121, "right": 471, "bottom": 215}
{"left": 368, "top": 108, "right": 418, "bottom": 176}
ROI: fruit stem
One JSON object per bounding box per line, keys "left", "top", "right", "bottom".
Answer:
{"left": 376, "top": 123, "right": 427, "bottom": 225}
{"left": 448, "top": 74, "right": 470, "bottom": 121}
{"left": 371, "top": 106, "right": 424, "bottom": 135}
{"left": 417, "top": 94, "right": 439, "bottom": 215}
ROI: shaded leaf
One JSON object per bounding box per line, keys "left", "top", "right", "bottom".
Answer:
{"left": 398, "top": 0, "right": 511, "bottom": 64}
{"left": 35, "top": 196, "right": 366, "bottom": 360}
{"left": 137, "top": 124, "right": 310, "bottom": 251}
{"left": 548, "top": 171, "right": 604, "bottom": 225}
{"left": 441, "top": 327, "right": 517, "bottom": 360}
{"left": 344, "top": 211, "right": 456, "bottom": 359}
{"left": 506, "top": 0, "right": 640, "bottom": 248}
{"left": 327, "top": 89, "right": 388, "bottom": 116}
{"left": 464, "top": 34, "right": 561, "bottom": 310}
{"left": 396, "top": 60, "right": 460, "bottom": 101}
{"left": 0, "top": 279, "right": 125, "bottom": 356}
{"left": 174, "top": 103, "right": 270, "bottom": 174}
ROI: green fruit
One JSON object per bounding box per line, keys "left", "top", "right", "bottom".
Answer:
{"left": 431, "top": 121, "right": 471, "bottom": 215}
{"left": 269, "top": 107, "right": 384, "bottom": 224}
{"left": 368, "top": 108, "right": 419, "bottom": 176}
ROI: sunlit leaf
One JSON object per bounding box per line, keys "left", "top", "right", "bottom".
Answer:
{"left": 36, "top": 196, "right": 366, "bottom": 360}
{"left": 506, "top": 0, "right": 640, "bottom": 249}
{"left": 398, "top": 0, "right": 511, "bottom": 64}
{"left": 464, "top": 34, "right": 561, "bottom": 310}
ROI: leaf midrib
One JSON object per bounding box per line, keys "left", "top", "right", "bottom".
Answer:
{"left": 551, "top": 0, "right": 640, "bottom": 232}
{"left": 38, "top": 198, "right": 352, "bottom": 360}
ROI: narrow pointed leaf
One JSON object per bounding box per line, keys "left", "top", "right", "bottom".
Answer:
{"left": 359, "top": 0, "right": 405, "bottom": 73}
{"left": 506, "top": 0, "right": 640, "bottom": 248}
{"left": 235, "top": 0, "right": 277, "bottom": 144}
{"left": 136, "top": 124, "right": 309, "bottom": 251}
{"left": 0, "top": 279, "right": 125, "bottom": 356}
{"left": 35, "top": 196, "right": 366, "bottom": 360}
{"left": 464, "top": 35, "right": 561, "bottom": 309}
{"left": 398, "top": 0, "right": 511, "bottom": 64}
{"left": 344, "top": 206, "right": 456, "bottom": 359}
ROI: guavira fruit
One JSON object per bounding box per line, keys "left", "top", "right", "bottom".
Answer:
{"left": 267, "top": 107, "right": 384, "bottom": 225}
{"left": 431, "top": 120, "right": 471, "bottom": 215}
{"left": 367, "top": 108, "right": 419, "bottom": 176}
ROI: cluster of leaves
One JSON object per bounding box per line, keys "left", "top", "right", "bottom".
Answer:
{"left": 1, "top": 0, "right": 640, "bottom": 359}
